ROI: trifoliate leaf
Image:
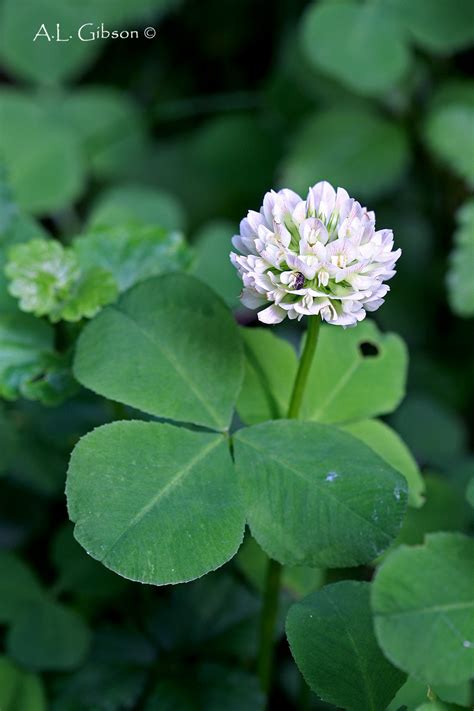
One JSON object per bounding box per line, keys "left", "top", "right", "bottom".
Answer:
{"left": 74, "top": 225, "right": 191, "bottom": 293}
{"left": 447, "top": 200, "right": 474, "bottom": 317}
{"left": 6, "top": 238, "right": 118, "bottom": 322}
{"left": 372, "top": 533, "right": 474, "bottom": 685}
{"left": 301, "top": 1, "right": 410, "bottom": 96}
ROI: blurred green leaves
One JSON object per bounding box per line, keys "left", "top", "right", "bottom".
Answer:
{"left": 447, "top": 200, "right": 474, "bottom": 317}
{"left": 88, "top": 183, "right": 186, "bottom": 232}
{"left": 144, "top": 665, "right": 264, "bottom": 711}
{"left": 425, "top": 105, "right": 474, "bottom": 187}
{"left": 191, "top": 220, "right": 241, "bottom": 308}
{"left": 6, "top": 239, "right": 117, "bottom": 323}
{"left": 6, "top": 226, "right": 190, "bottom": 322}
{"left": 0, "top": 551, "right": 44, "bottom": 623}
{"left": 0, "top": 88, "right": 154, "bottom": 215}
{"left": 0, "top": 0, "right": 179, "bottom": 85}
{"left": 396, "top": 0, "right": 474, "bottom": 54}
{"left": 0, "top": 91, "right": 85, "bottom": 214}
{"left": 390, "top": 395, "right": 468, "bottom": 469}
{"left": 301, "top": 1, "right": 410, "bottom": 96}
{"left": 0, "top": 313, "right": 76, "bottom": 404}
{"left": 152, "top": 114, "right": 277, "bottom": 225}
{"left": 281, "top": 107, "right": 409, "bottom": 200}
{"left": 55, "top": 89, "right": 149, "bottom": 181}
{"left": 300, "top": 0, "right": 474, "bottom": 99}
{"left": 74, "top": 225, "right": 190, "bottom": 292}
{"left": 0, "top": 656, "right": 46, "bottom": 711}
{"left": 7, "top": 600, "right": 91, "bottom": 672}
{"left": 0, "top": 552, "right": 91, "bottom": 672}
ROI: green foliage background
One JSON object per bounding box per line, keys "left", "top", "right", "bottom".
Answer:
{"left": 0, "top": 0, "right": 473, "bottom": 709}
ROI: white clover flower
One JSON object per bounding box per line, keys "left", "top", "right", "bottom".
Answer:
{"left": 230, "top": 181, "right": 401, "bottom": 326}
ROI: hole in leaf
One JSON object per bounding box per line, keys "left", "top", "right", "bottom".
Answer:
{"left": 358, "top": 341, "right": 380, "bottom": 358}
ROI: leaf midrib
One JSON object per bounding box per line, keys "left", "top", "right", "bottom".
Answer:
{"left": 309, "top": 359, "right": 359, "bottom": 420}
{"left": 112, "top": 305, "right": 223, "bottom": 429}
{"left": 100, "top": 436, "right": 222, "bottom": 564}
{"left": 237, "top": 435, "right": 395, "bottom": 542}
{"left": 324, "top": 589, "right": 377, "bottom": 711}
{"left": 377, "top": 600, "right": 474, "bottom": 618}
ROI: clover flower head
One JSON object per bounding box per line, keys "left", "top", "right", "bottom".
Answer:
{"left": 230, "top": 181, "right": 401, "bottom": 326}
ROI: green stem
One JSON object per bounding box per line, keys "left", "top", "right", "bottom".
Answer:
{"left": 287, "top": 316, "right": 321, "bottom": 419}
{"left": 257, "top": 316, "right": 322, "bottom": 700}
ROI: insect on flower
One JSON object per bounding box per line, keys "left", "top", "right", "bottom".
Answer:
{"left": 230, "top": 180, "right": 401, "bottom": 326}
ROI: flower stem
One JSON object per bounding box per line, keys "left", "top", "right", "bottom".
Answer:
{"left": 287, "top": 316, "right": 321, "bottom": 419}
{"left": 257, "top": 316, "right": 321, "bottom": 700}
